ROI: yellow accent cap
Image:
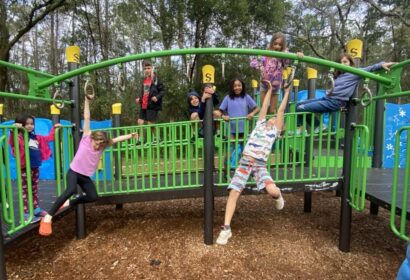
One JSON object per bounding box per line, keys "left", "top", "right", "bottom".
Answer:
{"left": 251, "top": 79, "right": 258, "bottom": 88}
{"left": 202, "top": 65, "right": 215, "bottom": 84}
{"left": 293, "top": 79, "right": 300, "bottom": 87}
{"left": 346, "top": 39, "right": 363, "bottom": 59}
{"left": 307, "top": 67, "right": 318, "bottom": 79}
{"left": 282, "top": 69, "right": 289, "bottom": 79}
{"left": 66, "top": 46, "right": 80, "bottom": 63}
{"left": 112, "top": 103, "right": 122, "bottom": 115}
{"left": 0, "top": 104, "right": 3, "bottom": 115}
{"left": 97, "top": 157, "right": 103, "bottom": 170}
{"left": 50, "top": 105, "right": 61, "bottom": 115}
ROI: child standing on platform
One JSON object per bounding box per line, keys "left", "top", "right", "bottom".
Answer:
{"left": 9, "top": 115, "right": 60, "bottom": 221}
{"left": 216, "top": 80, "right": 290, "bottom": 245}
{"left": 39, "top": 96, "right": 138, "bottom": 236}
{"left": 250, "top": 32, "right": 303, "bottom": 113}
{"left": 218, "top": 78, "right": 259, "bottom": 168}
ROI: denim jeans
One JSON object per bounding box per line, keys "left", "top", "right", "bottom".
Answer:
{"left": 296, "top": 96, "right": 346, "bottom": 127}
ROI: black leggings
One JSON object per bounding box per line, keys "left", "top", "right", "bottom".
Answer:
{"left": 48, "top": 169, "right": 98, "bottom": 216}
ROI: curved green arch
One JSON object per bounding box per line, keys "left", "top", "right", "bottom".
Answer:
{"left": 35, "top": 48, "right": 408, "bottom": 89}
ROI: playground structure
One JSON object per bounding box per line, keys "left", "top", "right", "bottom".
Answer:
{"left": 0, "top": 45, "right": 409, "bottom": 279}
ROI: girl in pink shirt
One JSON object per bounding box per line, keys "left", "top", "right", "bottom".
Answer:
{"left": 250, "top": 32, "right": 303, "bottom": 113}
{"left": 39, "top": 96, "right": 138, "bottom": 236}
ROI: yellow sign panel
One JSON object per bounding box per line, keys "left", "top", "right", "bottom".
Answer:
{"left": 346, "top": 39, "right": 363, "bottom": 59}
{"left": 293, "top": 79, "right": 300, "bottom": 87}
{"left": 66, "top": 46, "right": 80, "bottom": 63}
{"left": 0, "top": 104, "right": 3, "bottom": 115}
{"left": 251, "top": 79, "right": 258, "bottom": 88}
{"left": 50, "top": 105, "right": 61, "bottom": 115}
{"left": 307, "top": 67, "right": 318, "bottom": 79}
{"left": 112, "top": 103, "right": 122, "bottom": 115}
{"left": 202, "top": 65, "right": 215, "bottom": 84}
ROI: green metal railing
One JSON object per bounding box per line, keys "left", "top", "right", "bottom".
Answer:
{"left": 213, "top": 112, "right": 344, "bottom": 185}
{"left": 54, "top": 126, "right": 75, "bottom": 195}
{"left": 69, "top": 113, "right": 344, "bottom": 194}
{"left": 390, "top": 126, "right": 410, "bottom": 241}
{"left": 92, "top": 121, "right": 204, "bottom": 195}
{"left": 349, "top": 124, "right": 370, "bottom": 211}
{"left": 0, "top": 126, "right": 37, "bottom": 235}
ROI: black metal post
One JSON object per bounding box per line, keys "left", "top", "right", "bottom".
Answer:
{"left": 304, "top": 71, "right": 316, "bottom": 213}
{"left": 372, "top": 84, "right": 384, "bottom": 168}
{"left": 370, "top": 84, "right": 384, "bottom": 215}
{"left": 0, "top": 219, "right": 6, "bottom": 280}
{"left": 339, "top": 55, "right": 361, "bottom": 252}
{"left": 67, "top": 46, "right": 86, "bottom": 239}
{"left": 112, "top": 103, "right": 123, "bottom": 210}
{"left": 204, "top": 97, "right": 214, "bottom": 245}
{"left": 339, "top": 109, "right": 356, "bottom": 252}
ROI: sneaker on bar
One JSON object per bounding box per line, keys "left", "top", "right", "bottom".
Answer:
{"left": 314, "top": 124, "right": 327, "bottom": 134}
{"left": 24, "top": 213, "right": 41, "bottom": 224}
{"left": 34, "top": 207, "right": 48, "bottom": 217}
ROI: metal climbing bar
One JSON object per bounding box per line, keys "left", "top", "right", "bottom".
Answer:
{"left": 0, "top": 60, "right": 55, "bottom": 78}
{"left": 0, "top": 91, "right": 73, "bottom": 105}
{"left": 349, "top": 124, "right": 370, "bottom": 211}
{"left": 390, "top": 126, "right": 410, "bottom": 241}
{"left": 35, "top": 48, "right": 393, "bottom": 89}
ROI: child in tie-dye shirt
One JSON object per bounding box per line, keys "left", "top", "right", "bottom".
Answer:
{"left": 216, "top": 80, "right": 291, "bottom": 245}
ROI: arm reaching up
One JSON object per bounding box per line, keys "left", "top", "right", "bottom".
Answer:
{"left": 258, "top": 80, "right": 273, "bottom": 121}
{"left": 271, "top": 86, "right": 291, "bottom": 131}
{"left": 83, "top": 97, "right": 91, "bottom": 136}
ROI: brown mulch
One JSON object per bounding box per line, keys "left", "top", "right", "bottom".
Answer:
{"left": 5, "top": 192, "right": 406, "bottom": 279}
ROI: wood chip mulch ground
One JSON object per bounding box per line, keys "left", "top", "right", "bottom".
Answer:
{"left": 5, "top": 191, "right": 406, "bottom": 279}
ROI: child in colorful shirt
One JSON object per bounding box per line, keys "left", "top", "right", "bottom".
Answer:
{"left": 9, "top": 115, "right": 60, "bottom": 221}
{"left": 216, "top": 80, "right": 290, "bottom": 245}
{"left": 250, "top": 32, "right": 303, "bottom": 114}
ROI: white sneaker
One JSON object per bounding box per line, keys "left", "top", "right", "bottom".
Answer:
{"left": 314, "top": 124, "right": 327, "bottom": 134}
{"left": 273, "top": 195, "right": 285, "bottom": 210}
{"left": 216, "top": 228, "right": 232, "bottom": 245}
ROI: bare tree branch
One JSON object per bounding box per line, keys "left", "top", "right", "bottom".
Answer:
{"left": 8, "top": 0, "right": 67, "bottom": 52}
{"left": 363, "top": 0, "right": 410, "bottom": 27}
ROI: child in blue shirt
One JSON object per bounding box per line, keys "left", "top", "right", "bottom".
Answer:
{"left": 219, "top": 78, "right": 259, "bottom": 136}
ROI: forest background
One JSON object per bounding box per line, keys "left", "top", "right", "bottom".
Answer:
{"left": 1, "top": 0, "right": 409, "bottom": 124}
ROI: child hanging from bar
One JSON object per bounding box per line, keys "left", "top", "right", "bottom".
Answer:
{"left": 39, "top": 95, "right": 139, "bottom": 236}
{"left": 216, "top": 80, "right": 290, "bottom": 245}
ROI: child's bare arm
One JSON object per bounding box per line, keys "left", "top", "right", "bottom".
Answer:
{"left": 112, "top": 132, "right": 139, "bottom": 144}
{"left": 247, "top": 106, "right": 260, "bottom": 120}
{"left": 83, "top": 97, "right": 91, "bottom": 135}
{"left": 271, "top": 86, "right": 291, "bottom": 130}
{"left": 258, "top": 80, "right": 272, "bottom": 121}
